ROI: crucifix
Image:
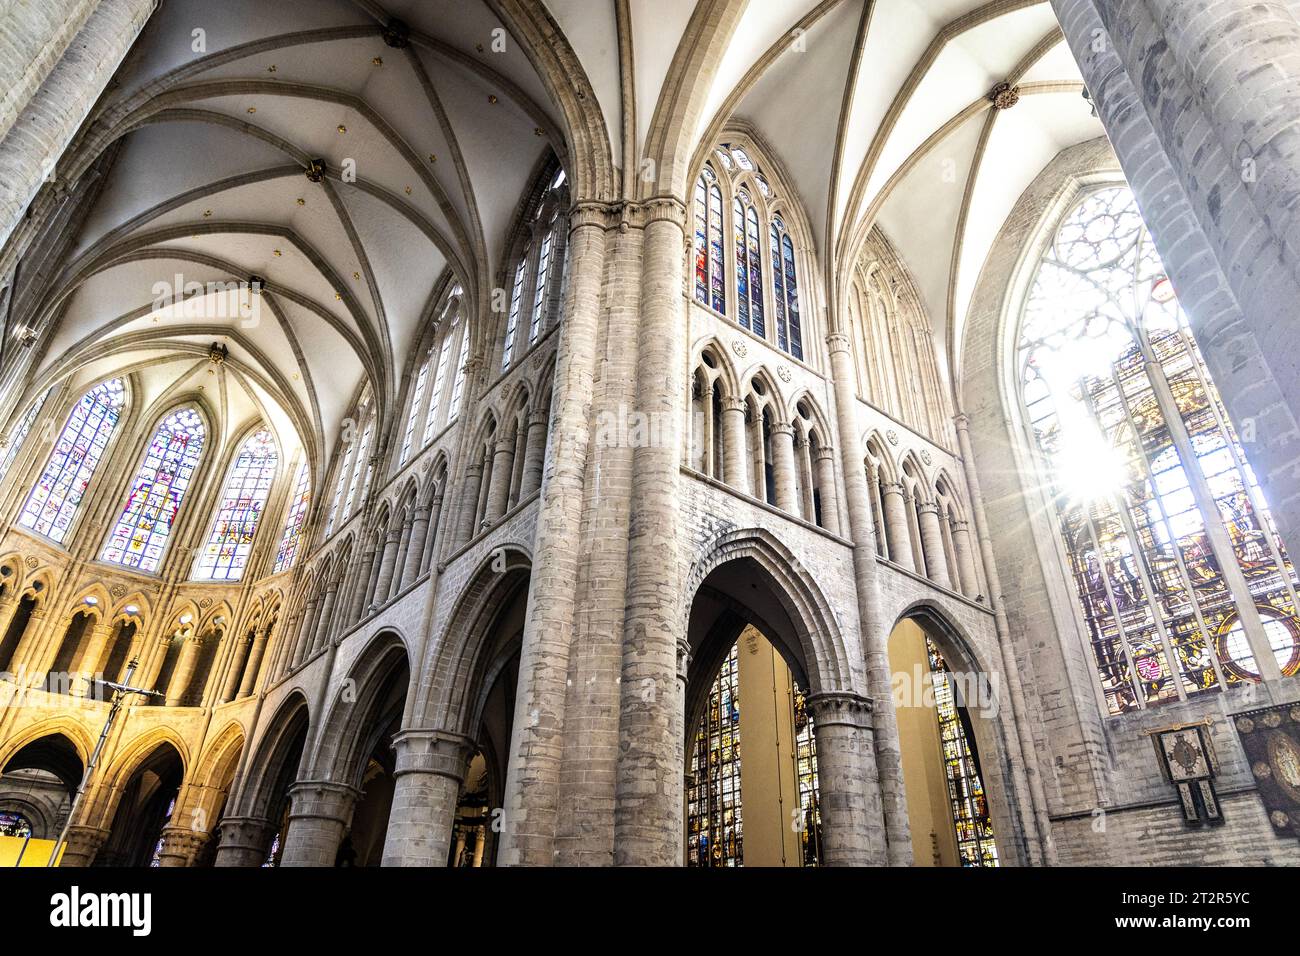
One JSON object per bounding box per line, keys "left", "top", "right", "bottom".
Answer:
{"left": 46, "top": 659, "right": 163, "bottom": 866}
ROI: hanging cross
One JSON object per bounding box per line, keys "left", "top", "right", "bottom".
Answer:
{"left": 46, "top": 659, "right": 163, "bottom": 867}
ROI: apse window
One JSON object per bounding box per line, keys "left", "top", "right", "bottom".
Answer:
{"left": 1018, "top": 184, "right": 1300, "bottom": 715}
{"left": 194, "top": 428, "right": 278, "bottom": 581}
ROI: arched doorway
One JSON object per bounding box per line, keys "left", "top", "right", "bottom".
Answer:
{"left": 97, "top": 743, "right": 185, "bottom": 867}
{"left": 315, "top": 639, "right": 411, "bottom": 868}
{"left": 683, "top": 546, "right": 877, "bottom": 867}
{"left": 888, "top": 613, "right": 999, "bottom": 867}
{"left": 214, "top": 694, "right": 310, "bottom": 867}
{"left": 385, "top": 551, "right": 529, "bottom": 867}
{"left": 0, "top": 732, "right": 81, "bottom": 862}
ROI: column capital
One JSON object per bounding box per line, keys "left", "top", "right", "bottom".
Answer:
{"left": 720, "top": 396, "right": 746, "bottom": 414}
{"left": 917, "top": 501, "right": 940, "bottom": 517}
{"left": 806, "top": 690, "right": 874, "bottom": 728}
{"left": 391, "top": 728, "right": 476, "bottom": 779}
{"left": 493, "top": 437, "right": 515, "bottom": 455}
{"left": 882, "top": 480, "right": 905, "bottom": 497}
{"left": 770, "top": 421, "right": 795, "bottom": 438}
{"left": 287, "top": 779, "right": 362, "bottom": 822}
{"left": 815, "top": 445, "right": 836, "bottom": 462}
{"left": 825, "top": 331, "right": 852, "bottom": 355}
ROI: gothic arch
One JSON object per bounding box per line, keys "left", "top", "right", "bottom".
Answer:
{"left": 305, "top": 629, "right": 412, "bottom": 789}
{"left": 234, "top": 691, "right": 312, "bottom": 823}
{"left": 682, "top": 527, "right": 856, "bottom": 697}
{"left": 414, "top": 545, "right": 532, "bottom": 735}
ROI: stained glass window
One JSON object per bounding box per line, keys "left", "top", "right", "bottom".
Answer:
{"left": 693, "top": 166, "right": 726, "bottom": 315}
{"left": 340, "top": 421, "right": 371, "bottom": 525}
{"left": 770, "top": 216, "right": 804, "bottom": 360}
{"left": 400, "top": 360, "right": 429, "bottom": 466}
{"left": 927, "top": 637, "right": 998, "bottom": 867}
{"left": 0, "top": 811, "right": 32, "bottom": 838}
{"left": 733, "top": 191, "right": 764, "bottom": 338}
{"left": 792, "top": 684, "right": 822, "bottom": 865}
{"left": 194, "top": 428, "right": 278, "bottom": 581}
{"left": 324, "top": 437, "right": 353, "bottom": 537}
{"left": 0, "top": 387, "right": 51, "bottom": 487}
{"left": 1020, "top": 185, "right": 1300, "bottom": 715}
{"left": 687, "top": 643, "right": 743, "bottom": 866}
{"left": 448, "top": 329, "right": 470, "bottom": 421}
{"left": 529, "top": 227, "right": 553, "bottom": 344}
{"left": 20, "top": 378, "right": 126, "bottom": 543}
{"left": 274, "top": 461, "right": 311, "bottom": 573}
{"left": 101, "top": 406, "right": 205, "bottom": 573}
{"left": 502, "top": 250, "right": 528, "bottom": 372}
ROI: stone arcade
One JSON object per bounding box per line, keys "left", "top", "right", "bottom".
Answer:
{"left": 0, "top": 0, "right": 1297, "bottom": 868}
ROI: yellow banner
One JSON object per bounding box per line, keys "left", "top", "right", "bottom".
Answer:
{"left": 0, "top": 834, "right": 65, "bottom": 867}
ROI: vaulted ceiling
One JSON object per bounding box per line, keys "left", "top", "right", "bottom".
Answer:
{"left": 7, "top": 0, "right": 1103, "bottom": 479}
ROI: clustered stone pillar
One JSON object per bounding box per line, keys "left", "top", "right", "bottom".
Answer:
{"left": 371, "top": 530, "right": 401, "bottom": 610}
{"left": 498, "top": 202, "right": 608, "bottom": 866}
{"left": 519, "top": 412, "right": 549, "bottom": 497}
{"left": 824, "top": 331, "right": 912, "bottom": 864}
{"left": 381, "top": 729, "right": 474, "bottom": 866}
{"left": 278, "top": 780, "right": 359, "bottom": 867}
{"left": 807, "top": 692, "right": 883, "bottom": 864}
{"left": 613, "top": 200, "right": 688, "bottom": 866}
{"left": 402, "top": 507, "right": 430, "bottom": 589}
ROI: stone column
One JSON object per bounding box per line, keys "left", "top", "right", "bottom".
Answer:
{"left": 954, "top": 412, "right": 1054, "bottom": 863}
{"left": 213, "top": 816, "right": 275, "bottom": 867}
{"left": 769, "top": 422, "right": 799, "bottom": 514}
{"left": 371, "top": 531, "right": 401, "bottom": 611}
{"left": 56, "top": 824, "right": 109, "bottom": 867}
{"left": 484, "top": 437, "right": 516, "bottom": 523}
{"left": 807, "top": 692, "right": 884, "bottom": 865}
{"left": 519, "top": 412, "right": 549, "bottom": 497}
{"left": 8, "top": 607, "right": 45, "bottom": 680}
{"left": 499, "top": 202, "right": 607, "bottom": 866}
{"left": 381, "top": 729, "right": 474, "bottom": 867}
{"left": 700, "top": 381, "right": 716, "bottom": 476}
{"left": 293, "top": 599, "right": 319, "bottom": 668}
{"left": 312, "top": 587, "right": 338, "bottom": 655}
{"left": 720, "top": 397, "right": 749, "bottom": 495}
{"left": 390, "top": 517, "right": 414, "bottom": 599}
{"left": 164, "top": 635, "right": 202, "bottom": 706}
{"left": 796, "top": 435, "right": 816, "bottom": 520}
{"left": 613, "top": 200, "right": 688, "bottom": 866}
{"left": 881, "top": 483, "right": 916, "bottom": 572}
{"left": 72, "top": 622, "right": 114, "bottom": 696}
{"left": 278, "top": 780, "right": 359, "bottom": 867}
{"left": 1052, "top": 0, "right": 1300, "bottom": 556}
{"left": 220, "top": 634, "right": 252, "bottom": 703}
{"left": 237, "top": 629, "right": 269, "bottom": 698}
{"left": 420, "top": 496, "right": 443, "bottom": 575}
{"left": 155, "top": 825, "right": 209, "bottom": 867}
{"left": 0, "top": 0, "right": 157, "bottom": 257}
{"left": 917, "top": 502, "right": 951, "bottom": 589}
{"left": 456, "top": 463, "right": 483, "bottom": 545}
{"left": 402, "top": 507, "right": 430, "bottom": 589}
{"left": 814, "top": 446, "right": 841, "bottom": 535}
{"left": 952, "top": 520, "right": 980, "bottom": 599}
{"left": 825, "top": 331, "right": 911, "bottom": 865}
